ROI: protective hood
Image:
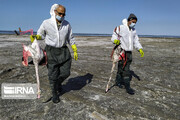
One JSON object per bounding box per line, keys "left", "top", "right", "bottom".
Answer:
{"left": 50, "top": 4, "right": 58, "bottom": 17}
{"left": 49, "top": 4, "right": 59, "bottom": 42}
{"left": 122, "top": 19, "right": 128, "bottom": 26}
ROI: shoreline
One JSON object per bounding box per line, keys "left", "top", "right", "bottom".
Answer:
{"left": 0, "top": 32, "right": 180, "bottom": 39}
{"left": 1, "top": 34, "right": 180, "bottom": 40}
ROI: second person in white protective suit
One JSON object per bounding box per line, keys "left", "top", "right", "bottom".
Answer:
{"left": 111, "top": 13, "right": 144, "bottom": 95}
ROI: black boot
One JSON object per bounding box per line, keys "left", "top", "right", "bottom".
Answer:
{"left": 115, "top": 74, "right": 124, "bottom": 88}
{"left": 124, "top": 77, "right": 135, "bottom": 95}
{"left": 51, "top": 83, "right": 60, "bottom": 103}
{"left": 124, "top": 82, "right": 135, "bottom": 95}
{"left": 56, "top": 81, "right": 63, "bottom": 95}
{"left": 57, "top": 86, "right": 62, "bottom": 95}
{"left": 52, "top": 94, "right": 60, "bottom": 103}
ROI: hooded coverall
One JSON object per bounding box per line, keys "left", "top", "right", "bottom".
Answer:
{"left": 111, "top": 18, "right": 143, "bottom": 91}
{"left": 37, "top": 4, "right": 76, "bottom": 99}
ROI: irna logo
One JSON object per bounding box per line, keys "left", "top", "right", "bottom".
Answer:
{"left": 4, "top": 86, "right": 35, "bottom": 94}
{"left": 1, "top": 83, "right": 37, "bottom": 99}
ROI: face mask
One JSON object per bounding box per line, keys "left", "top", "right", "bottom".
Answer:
{"left": 129, "top": 22, "right": 136, "bottom": 28}
{"left": 56, "top": 15, "right": 64, "bottom": 22}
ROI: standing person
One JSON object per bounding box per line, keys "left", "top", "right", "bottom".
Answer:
{"left": 30, "top": 4, "right": 78, "bottom": 103}
{"left": 111, "top": 13, "right": 144, "bottom": 95}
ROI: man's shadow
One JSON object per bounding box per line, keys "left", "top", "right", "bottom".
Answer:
{"left": 43, "top": 73, "right": 93, "bottom": 103}
{"left": 107, "top": 70, "right": 140, "bottom": 92}
{"left": 60, "top": 73, "right": 93, "bottom": 95}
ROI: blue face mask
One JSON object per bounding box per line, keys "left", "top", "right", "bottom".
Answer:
{"left": 129, "top": 22, "right": 136, "bottom": 28}
{"left": 56, "top": 15, "right": 64, "bottom": 22}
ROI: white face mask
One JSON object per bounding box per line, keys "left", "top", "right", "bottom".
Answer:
{"left": 129, "top": 22, "right": 136, "bottom": 28}
{"left": 56, "top": 15, "right": 64, "bottom": 22}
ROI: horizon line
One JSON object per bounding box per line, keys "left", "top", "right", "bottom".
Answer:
{"left": 0, "top": 30, "right": 180, "bottom": 37}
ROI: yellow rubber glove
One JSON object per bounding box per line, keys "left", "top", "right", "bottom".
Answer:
{"left": 114, "top": 39, "right": 120, "bottom": 45}
{"left": 139, "top": 49, "right": 144, "bottom": 57}
{"left": 71, "top": 44, "right": 78, "bottom": 60}
{"left": 36, "top": 35, "right": 42, "bottom": 40}
{"left": 30, "top": 35, "right": 42, "bottom": 43}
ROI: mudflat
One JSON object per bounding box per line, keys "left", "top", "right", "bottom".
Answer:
{"left": 0, "top": 34, "right": 179, "bottom": 119}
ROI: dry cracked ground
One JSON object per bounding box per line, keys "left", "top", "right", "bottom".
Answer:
{"left": 0, "top": 35, "right": 179, "bottom": 120}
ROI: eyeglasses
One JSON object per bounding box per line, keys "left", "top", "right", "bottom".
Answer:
{"left": 55, "top": 10, "right": 66, "bottom": 16}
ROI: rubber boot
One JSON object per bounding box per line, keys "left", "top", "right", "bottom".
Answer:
{"left": 124, "top": 77, "right": 135, "bottom": 95}
{"left": 56, "top": 80, "right": 63, "bottom": 95}
{"left": 115, "top": 74, "right": 124, "bottom": 88}
{"left": 51, "top": 83, "right": 60, "bottom": 103}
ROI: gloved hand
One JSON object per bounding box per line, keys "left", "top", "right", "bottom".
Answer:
{"left": 114, "top": 39, "right": 120, "bottom": 45}
{"left": 139, "top": 49, "right": 144, "bottom": 57}
{"left": 71, "top": 44, "right": 78, "bottom": 60}
{"left": 30, "top": 35, "right": 42, "bottom": 43}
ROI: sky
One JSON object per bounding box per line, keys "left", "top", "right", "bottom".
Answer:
{"left": 0, "top": 0, "right": 180, "bottom": 36}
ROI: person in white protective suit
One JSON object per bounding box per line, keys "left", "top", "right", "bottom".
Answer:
{"left": 30, "top": 4, "right": 78, "bottom": 103}
{"left": 111, "top": 13, "right": 144, "bottom": 95}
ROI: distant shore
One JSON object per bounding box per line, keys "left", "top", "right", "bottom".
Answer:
{"left": 0, "top": 30, "right": 180, "bottom": 38}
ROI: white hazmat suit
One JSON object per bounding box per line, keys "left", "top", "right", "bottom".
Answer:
{"left": 111, "top": 19, "right": 142, "bottom": 51}
{"left": 37, "top": 4, "right": 75, "bottom": 48}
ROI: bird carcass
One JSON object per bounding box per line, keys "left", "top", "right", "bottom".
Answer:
{"left": 105, "top": 45, "right": 126, "bottom": 93}
{"left": 22, "top": 39, "right": 47, "bottom": 98}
